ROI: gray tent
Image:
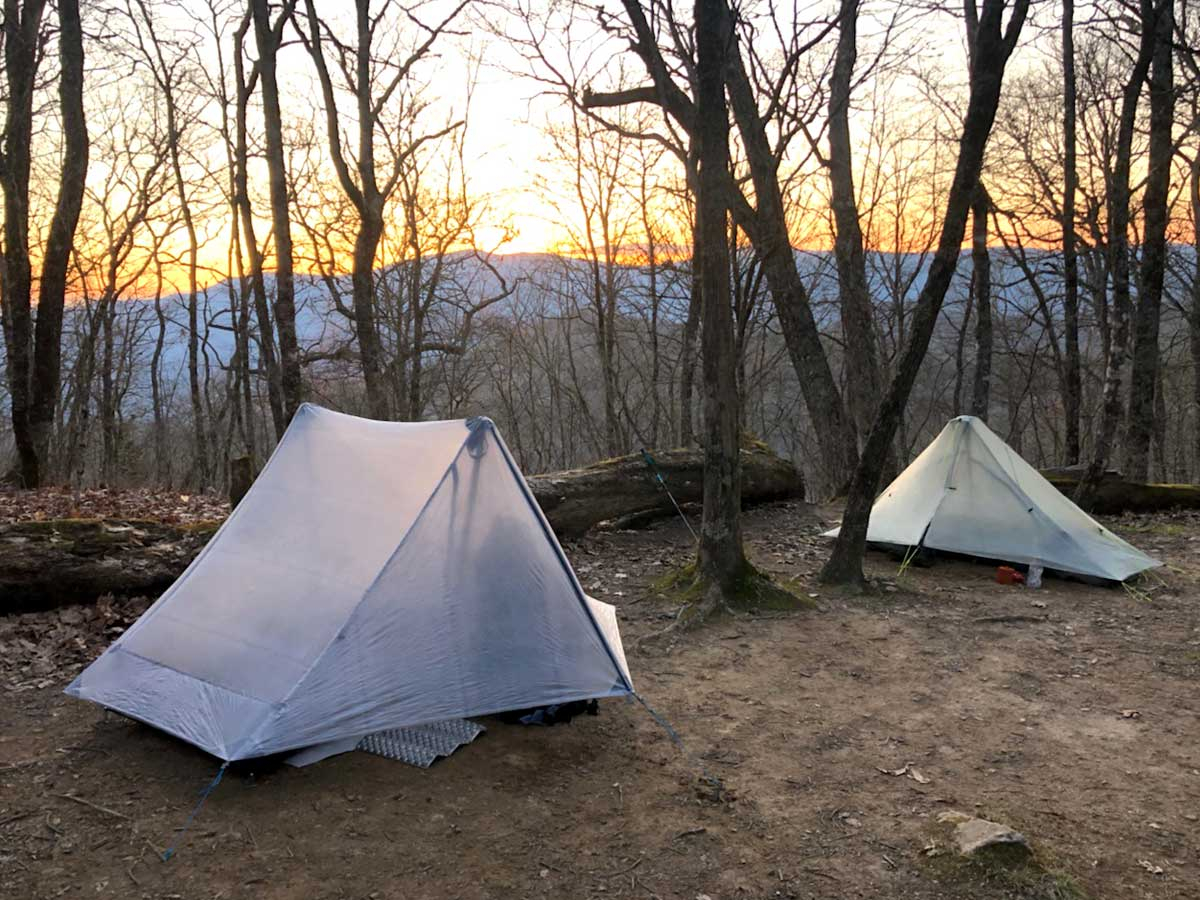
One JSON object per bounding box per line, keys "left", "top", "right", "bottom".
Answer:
{"left": 68, "top": 405, "right": 633, "bottom": 761}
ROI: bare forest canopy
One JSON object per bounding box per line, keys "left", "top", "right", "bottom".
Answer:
{"left": 0, "top": 0, "right": 1197, "bottom": 503}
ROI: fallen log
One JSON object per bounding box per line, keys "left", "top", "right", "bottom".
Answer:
{"left": 528, "top": 444, "right": 805, "bottom": 539}
{"left": 1040, "top": 472, "right": 1200, "bottom": 515}
{"left": 1, "top": 446, "right": 804, "bottom": 612}
{"left": 0, "top": 519, "right": 218, "bottom": 614}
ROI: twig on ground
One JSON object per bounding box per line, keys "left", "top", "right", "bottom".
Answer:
{"left": 802, "top": 867, "right": 838, "bottom": 880}
{"left": 0, "top": 810, "right": 38, "bottom": 827}
{"left": 598, "top": 856, "right": 644, "bottom": 878}
{"left": 55, "top": 793, "right": 130, "bottom": 820}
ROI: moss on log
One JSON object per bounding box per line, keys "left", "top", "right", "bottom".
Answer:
{"left": 0, "top": 519, "right": 218, "bottom": 614}
{"left": 1042, "top": 472, "right": 1200, "bottom": 514}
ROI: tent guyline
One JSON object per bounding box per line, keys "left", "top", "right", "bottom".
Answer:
{"left": 640, "top": 448, "right": 699, "bottom": 542}
{"left": 632, "top": 692, "right": 726, "bottom": 799}
{"left": 160, "top": 762, "right": 228, "bottom": 861}
{"left": 67, "top": 404, "right": 635, "bottom": 763}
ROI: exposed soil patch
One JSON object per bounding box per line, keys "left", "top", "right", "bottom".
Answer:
{"left": 2, "top": 500, "right": 1197, "bottom": 899}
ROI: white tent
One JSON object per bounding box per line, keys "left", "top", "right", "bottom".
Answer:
{"left": 67, "top": 404, "right": 633, "bottom": 762}
{"left": 825, "top": 415, "right": 1159, "bottom": 582}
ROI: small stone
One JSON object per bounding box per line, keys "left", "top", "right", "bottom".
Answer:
{"left": 936, "top": 810, "right": 1031, "bottom": 860}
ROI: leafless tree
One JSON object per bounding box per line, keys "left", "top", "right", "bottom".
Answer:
{"left": 299, "top": 0, "right": 466, "bottom": 419}
{"left": 822, "top": 0, "right": 1030, "bottom": 586}
{"left": 1074, "top": 0, "right": 1165, "bottom": 508}
{"left": 1124, "top": 0, "right": 1174, "bottom": 481}
{"left": 1, "top": 0, "right": 50, "bottom": 485}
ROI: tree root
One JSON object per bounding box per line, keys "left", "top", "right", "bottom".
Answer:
{"left": 636, "top": 561, "right": 812, "bottom": 652}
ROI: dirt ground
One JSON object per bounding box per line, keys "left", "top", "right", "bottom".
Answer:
{"left": 2, "top": 499, "right": 1198, "bottom": 900}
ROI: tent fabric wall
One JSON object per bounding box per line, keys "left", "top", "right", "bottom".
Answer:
{"left": 66, "top": 405, "right": 633, "bottom": 761}
{"left": 825, "top": 416, "right": 1159, "bottom": 582}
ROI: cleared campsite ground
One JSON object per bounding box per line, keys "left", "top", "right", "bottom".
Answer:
{"left": 2, "top": 499, "right": 1198, "bottom": 900}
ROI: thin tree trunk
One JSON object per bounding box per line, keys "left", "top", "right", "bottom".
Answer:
{"left": 679, "top": 270, "right": 700, "bottom": 446}
{"left": 140, "top": 2, "right": 208, "bottom": 485}
{"left": 1075, "top": 0, "right": 1160, "bottom": 508}
{"left": 352, "top": 212, "right": 389, "bottom": 418}
{"left": 694, "top": 0, "right": 746, "bottom": 595}
{"left": 100, "top": 296, "right": 117, "bottom": 485}
{"left": 969, "top": 186, "right": 992, "bottom": 420}
{"left": 232, "top": 15, "right": 285, "bottom": 440}
{"left": 722, "top": 33, "right": 858, "bottom": 487}
{"left": 409, "top": 293, "right": 424, "bottom": 419}
{"left": 250, "top": 0, "right": 303, "bottom": 426}
{"left": 1190, "top": 156, "right": 1200, "bottom": 479}
{"left": 821, "top": 0, "right": 1029, "bottom": 586}
{"left": 0, "top": 0, "right": 47, "bottom": 486}
{"left": 953, "top": 292, "right": 972, "bottom": 414}
{"left": 1123, "top": 0, "right": 1173, "bottom": 482}
{"left": 828, "top": 0, "right": 885, "bottom": 452}
{"left": 150, "top": 263, "right": 168, "bottom": 485}
{"left": 1061, "top": 0, "right": 1082, "bottom": 464}
{"left": 28, "top": 0, "right": 87, "bottom": 483}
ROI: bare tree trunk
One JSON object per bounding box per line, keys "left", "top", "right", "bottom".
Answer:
{"left": 953, "top": 293, "right": 972, "bottom": 414}
{"left": 232, "top": 14, "right": 285, "bottom": 440}
{"left": 301, "top": 0, "right": 461, "bottom": 421}
{"left": 28, "top": 0, "right": 87, "bottom": 483}
{"left": 180, "top": 155, "right": 206, "bottom": 481}
{"left": 0, "top": 0, "right": 47, "bottom": 486}
{"left": 694, "top": 0, "right": 746, "bottom": 595}
{"left": 1074, "top": 0, "right": 1160, "bottom": 508}
{"left": 1124, "top": 0, "right": 1173, "bottom": 482}
{"left": 583, "top": 0, "right": 857, "bottom": 483}
{"left": 969, "top": 186, "right": 992, "bottom": 420}
{"left": 1061, "top": 0, "right": 1082, "bottom": 464}
{"left": 133, "top": 0, "right": 209, "bottom": 485}
{"left": 722, "top": 33, "right": 858, "bottom": 487}
{"left": 1191, "top": 156, "right": 1200, "bottom": 479}
{"left": 100, "top": 296, "right": 117, "bottom": 484}
{"left": 679, "top": 271, "right": 700, "bottom": 446}
{"left": 821, "top": 0, "right": 1029, "bottom": 586}
{"left": 150, "top": 263, "right": 169, "bottom": 485}
{"left": 250, "top": 0, "right": 303, "bottom": 425}
{"left": 352, "top": 211, "right": 389, "bottom": 419}
{"left": 828, "top": 0, "right": 885, "bottom": 452}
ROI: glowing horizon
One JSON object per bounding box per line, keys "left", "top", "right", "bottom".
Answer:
{"left": 12, "top": 0, "right": 1182, "bottom": 305}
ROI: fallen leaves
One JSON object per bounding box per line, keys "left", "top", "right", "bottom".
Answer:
{"left": 1, "top": 594, "right": 149, "bottom": 692}
{"left": 0, "top": 486, "right": 228, "bottom": 526}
